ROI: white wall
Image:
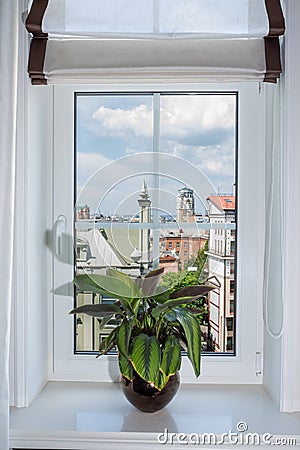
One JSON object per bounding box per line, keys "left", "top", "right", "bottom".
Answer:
{"left": 26, "top": 85, "right": 53, "bottom": 404}
{"left": 12, "top": 79, "right": 53, "bottom": 407}
{"left": 262, "top": 84, "right": 283, "bottom": 406}
{"left": 280, "top": 0, "right": 300, "bottom": 412}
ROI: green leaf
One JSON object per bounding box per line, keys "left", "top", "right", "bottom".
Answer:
{"left": 142, "top": 268, "right": 165, "bottom": 296}
{"left": 116, "top": 319, "right": 132, "bottom": 358}
{"left": 145, "top": 268, "right": 165, "bottom": 279}
{"left": 98, "top": 314, "right": 117, "bottom": 329}
{"left": 130, "top": 334, "right": 161, "bottom": 384}
{"left": 170, "top": 285, "right": 214, "bottom": 299}
{"left": 173, "top": 308, "right": 202, "bottom": 377}
{"left": 118, "top": 352, "right": 133, "bottom": 381}
{"left": 74, "top": 274, "right": 137, "bottom": 299}
{"left": 107, "top": 269, "right": 142, "bottom": 316}
{"left": 106, "top": 269, "right": 142, "bottom": 298}
{"left": 99, "top": 327, "right": 118, "bottom": 354}
{"left": 151, "top": 285, "right": 173, "bottom": 304}
{"left": 74, "top": 274, "right": 137, "bottom": 315}
{"left": 133, "top": 268, "right": 165, "bottom": 297}
{"left": 160, "top": 335, "right": 182, "bottom": 378}
{"left": 69, "top": 303, "right": 122, "bottom": 317}
{"left": 155, "top": 370, "right": 168, "bottom": 391}
{"left": 152, "top": 296, "right": 203, "bottom": 317}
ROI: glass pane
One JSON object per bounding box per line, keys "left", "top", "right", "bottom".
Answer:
{"left": 159, "top": 94, "right": 236, "bottom": 353}
{"left": 74, "top": 92, "right": 236, "bottom": 354}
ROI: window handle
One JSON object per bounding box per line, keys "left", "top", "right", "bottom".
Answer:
{"left": 54, "top": 215, "right": 67, "bottom": 256}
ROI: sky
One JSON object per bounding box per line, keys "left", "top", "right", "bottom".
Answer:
{"left": 76, "top": 93, "right": 236, "bottom": 216}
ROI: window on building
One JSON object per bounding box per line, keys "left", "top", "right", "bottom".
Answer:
{"left": 230, "top": 241, "right": 235, "bottom": 255}
{"left": 226, "top": 336, "right": 233, "bottom": 351}
{"left": 227, "top": 318, "right": 234, "bottom": 332}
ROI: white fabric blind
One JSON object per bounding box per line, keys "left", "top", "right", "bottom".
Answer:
{"left": 24, "top": 0, "right": 285, "bottom": 85}
{"left": 39, "top": 0, "right": 270, "bottom": 38}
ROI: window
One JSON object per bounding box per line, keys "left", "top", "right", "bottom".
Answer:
{"left": 227, "top": 318, "right": 234, "bottom": 332}
{"left": 52, "top": 83, "right": 264, "bottom": 383}
{"left": 230, "top": 280, "right": 235, "bottom": 295}
{"left": 230, "top": 299, "right": 235, "bottom": 314}
{"left": 74, "top": 91, "right": 237, "bottom": 354}
{"left": 226, "top": 337, "right": 233, "bottom": 351}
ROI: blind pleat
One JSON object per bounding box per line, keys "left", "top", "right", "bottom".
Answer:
{"left": 24, "top": 0, "right": 285, "bottom": 85}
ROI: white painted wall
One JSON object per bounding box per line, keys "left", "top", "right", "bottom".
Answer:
{"left": 12, "top": 80, "right": 53, "bottom": 407}
{"left": 262, "top": 83, "right": 283, "bottom": 407}
{"left": 280, "top": 0, "right": 300, "bottom": 412}
{"left": 25, "top": 85, "right": 53, "bottom": 405}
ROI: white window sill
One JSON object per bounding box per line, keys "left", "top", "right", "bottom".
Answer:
{"left": 10, "top": 381, "right": 300, "bottom": 449}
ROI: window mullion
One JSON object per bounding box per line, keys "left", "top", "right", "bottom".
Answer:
{"left": 152, "top": 93, "right": 160, "bottom": 268}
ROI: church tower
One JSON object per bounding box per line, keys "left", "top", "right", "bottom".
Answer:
{"left": 176, "top": 186, "right": 195, "bottom": 223}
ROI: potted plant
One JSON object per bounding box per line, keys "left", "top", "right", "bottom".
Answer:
{"left": 70, "top": 268, "right": 213, "bottom": 412}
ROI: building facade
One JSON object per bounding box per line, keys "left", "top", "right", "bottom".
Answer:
{"left": 205, "top": 195, "right": 235, "bottom": 352}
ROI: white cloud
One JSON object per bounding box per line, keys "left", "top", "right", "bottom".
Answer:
{"left": 162, "top": 141, "right": 235, "bottom": 178}
{"left": 92, "top": 95, "right": 235, "bottom": 141}
{"left": 92, "top": 104, "right": 152, "bottom": 137}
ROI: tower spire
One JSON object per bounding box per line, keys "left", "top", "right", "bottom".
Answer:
{"left": 138, "top": 179, "right": 151, "bottom": 269}
{"left": 140, "top": 179, "right": 150, "bottom": 200}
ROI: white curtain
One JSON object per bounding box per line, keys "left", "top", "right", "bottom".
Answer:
{"left": 0, "top": 1, "right": 19, "bottom": 449}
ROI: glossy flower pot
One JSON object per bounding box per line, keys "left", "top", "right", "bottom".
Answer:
{"left": 121, "top": 371, "right": 180, "bottom": 413}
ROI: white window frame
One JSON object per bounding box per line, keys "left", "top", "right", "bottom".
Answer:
{"left": 51, "top": 82, "right": 265, "bottom": 384}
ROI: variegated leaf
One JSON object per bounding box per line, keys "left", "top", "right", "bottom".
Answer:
{"left": 173, "top": 308, "right": 202, "bottom": 377}
{"left": 116, "top": 319, "right": 132, "bottom": 358}
{"left": 130, "top": 334, "right": 161, "bottom": 384}
{"left": 118, "top": 352, "right": 133, "bottom": 381}
{"left": 160, "top": 335, "right": 182, "bottom": 378}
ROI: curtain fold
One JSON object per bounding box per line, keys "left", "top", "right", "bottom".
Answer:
{"left": 24, "top": 0, "right": 285, "bottom": 85}
{"left": 0, "top": 1, "right": 19, "bottom": 449}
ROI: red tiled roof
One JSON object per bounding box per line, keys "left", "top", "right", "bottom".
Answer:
{"left": 207, "top": 195, "right": 235, "bottom": 211}
{"left": 159, "top": 255, "right": 177, "bottom": 262}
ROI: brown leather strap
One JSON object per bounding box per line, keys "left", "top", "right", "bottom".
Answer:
{"left": 26, "top": 0, "right": 49, "bottom": 84}
{"left": 28, "top": 37, "right": 48, "bottom": 85}
{"left": 264, "top": 37, "right": 282, "bottom": 83}
{"left": 264, "top": 0, "right": 285, "bottom": 83}
{"left": 25, "top": 0, "right": 49, "bottom": 37}
{"left": 265, "top": 0, "right": 285, "bottom": 37}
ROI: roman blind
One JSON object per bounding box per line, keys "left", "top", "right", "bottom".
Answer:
{"left": 25, "top": 0, "right": 285, "bottom": 85}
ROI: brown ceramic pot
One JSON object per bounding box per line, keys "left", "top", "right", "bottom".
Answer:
{"left": 121, "top": 371, "right": 180, "bottom": 413}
